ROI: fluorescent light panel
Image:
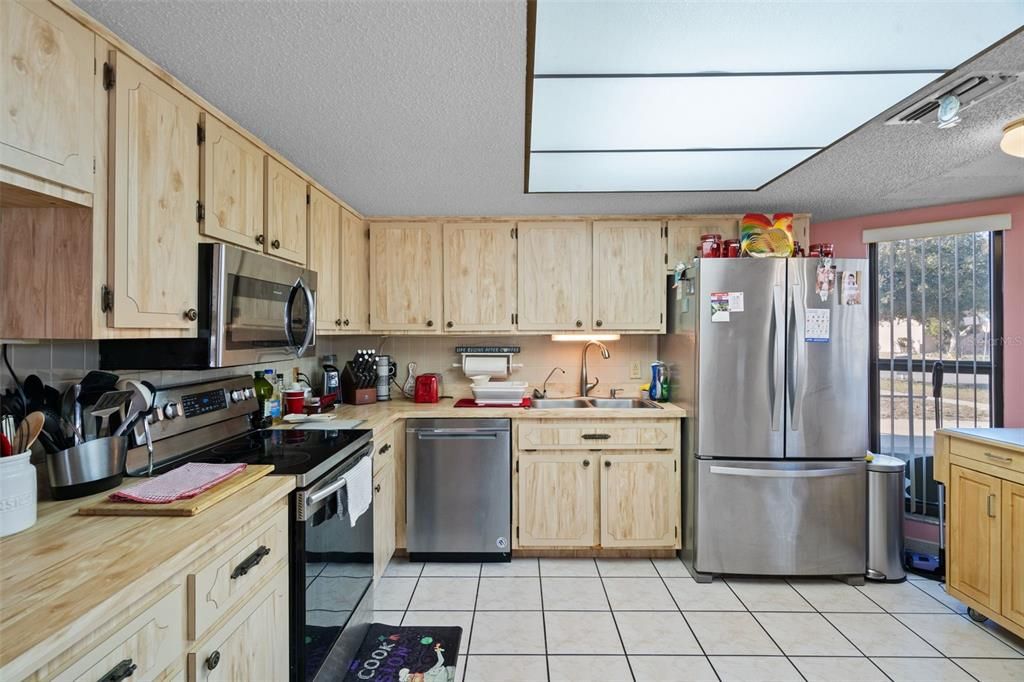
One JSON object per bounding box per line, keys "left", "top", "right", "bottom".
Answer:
{"left": 531, "top": 73, "right": 939, "bottom": 151}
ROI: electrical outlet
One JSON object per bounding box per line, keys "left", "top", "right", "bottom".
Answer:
{"left": 292, "top": 366, "right": 300, "bottom": 384}
{"left": 630, "top": 361, "right": 642, "bottom": 379}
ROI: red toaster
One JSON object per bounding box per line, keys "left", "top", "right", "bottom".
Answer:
{"left": 414, "top": 374, "right": 441, "bottom": 403}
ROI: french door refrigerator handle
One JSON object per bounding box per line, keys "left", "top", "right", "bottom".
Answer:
{"left": 770, "top": 285, "right": 785, "bottom": 431}
{"left": 789, "top": 283, "right": 806, "bottom": 431}
{"left": 709, "top": 465, "right": 861, "bottom": 478}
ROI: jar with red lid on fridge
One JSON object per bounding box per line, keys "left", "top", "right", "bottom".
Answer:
{"left": 723, "top": 239, "right": 741, "bottom": 258}
{"left": 700, "top": 233, "right": 722, "bottom": 258}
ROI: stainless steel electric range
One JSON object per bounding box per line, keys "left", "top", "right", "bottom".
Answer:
{"left": 124, "top": 375, "right": 374, "bottom": 682}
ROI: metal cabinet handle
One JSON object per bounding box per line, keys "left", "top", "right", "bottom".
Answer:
{"left": 99, "top": 659, "right": 136, "bottom": 682}
{"left": 988, "top": 493, "right": 997, "bottom": 518}
{"left": 271, "top": 239, "right": 281, "bottom": 249}
{"left": 231, "top": 545, "right": 270, "bottom": 579}
{"left": 604, "top": 460, "right": 612, "bottom": 468}
{"left": 582, "top": 459, "right": 590, "bottom": 467}
{"left": 581, "top": 433, "right": 611, "bottom": 440}
{"left": 343, "top": 318, "right": 350, "bottom": 326}
{"left": 426, "top": 320, "right": 434, "bottom": 327}
{"left": 184, "top": 308, "right": 198, "bottom": 321}
{"left": 375, "top": 483, "right": 381, "bottom": 493}
{"left": 595, "top": 319, "right": 603, "bottom": 327}
{"left": 206, "top": 651, "right": 221, "bottom": 671}
{"left": 447, "top": 321, "right": 454, "bottom": 328}
{"left": 576, "top": 320, "right": 583, "bottom": 328}
{"left": 335, "top": 318, "right": 342, "bottom": 326}
{"left": 379, "top": 443, "right": 391, "bottom": 454}
{"left": 255, "top": 234, "right": 265, "bottom": 245}
{"left": 985, "top": 451, "right": 1013, "bottom": 463}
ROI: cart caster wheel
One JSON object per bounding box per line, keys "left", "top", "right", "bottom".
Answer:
{"left": 968, "top": 608, "right": 988, "bottom": 623}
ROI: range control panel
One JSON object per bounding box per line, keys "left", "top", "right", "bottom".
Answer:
{"left": 181, "top": 389, "right": 228, "bottom": 418}
{"left": 142, "top": 375, "right": 258, "bottom": 443}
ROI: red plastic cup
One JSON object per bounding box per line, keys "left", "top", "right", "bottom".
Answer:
{"left": 283, "top": 389, "right": 305, "bottom": 415}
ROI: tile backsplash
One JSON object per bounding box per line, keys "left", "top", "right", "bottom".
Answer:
{"left": 1, "top": 335, "right": 660, "bottom": 400}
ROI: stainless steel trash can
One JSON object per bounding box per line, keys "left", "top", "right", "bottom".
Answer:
{"left": 867, "top": 454, "right": 907, "bottom": 582}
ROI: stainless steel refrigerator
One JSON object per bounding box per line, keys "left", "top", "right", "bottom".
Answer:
{"left": 660, "top": 257, "right": 869, "bottom": 579}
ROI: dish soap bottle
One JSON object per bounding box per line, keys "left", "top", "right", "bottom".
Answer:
{"left": 265, "top": 369, "right": 282, "bottom": 420}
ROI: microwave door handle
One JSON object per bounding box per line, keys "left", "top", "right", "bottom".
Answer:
{"left": 294, "top": 278, "right": 315, "bottom": 357}
{"left": 284, "top": 283, "right": 297, "bottom": 348}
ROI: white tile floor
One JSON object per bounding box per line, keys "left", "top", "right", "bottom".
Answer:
{"left": 373, "top": 557, "right": 1024, "bottom": 682}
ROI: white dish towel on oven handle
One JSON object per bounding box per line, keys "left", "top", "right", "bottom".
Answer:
{"left": 339, "top": 452, "right": 373, "bottom": 527}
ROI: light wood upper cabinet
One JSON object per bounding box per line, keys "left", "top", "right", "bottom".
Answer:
{"left": 517, "top": 221, "right": 591, "bottom": 331}
{"left": 369, "top": 222, "right": 443, "bottom": 332}
{"left": 1, "top": 0, "right": 94, "bottom": 192}
{"left": 443, "top": 222, "right": 516, "bottom": 332}
{"left": 264, "top": 156, "right": 307, "bottom": 265}
{"left": 108, "top": 51, "right": 199, "bottom": 330}
{"left": 600, "top": 453, "right": 677, "bottom": 548}
{"left": 592, "top": 220, "right": 665, "bottom": 331}
{"left": 308, "top": 186, "right": 341, "bottom": 333}
{"left": 339, "top": 209, "right": 370, "bottom": 332}
{"left": 1003, "top": 480, "right": 1024, "bottom": 628}
{"left": 199, "top": 113, "right": 264, "bottom": 250}
{"left": 666, "top": 217, "right": 738, "bottom": 270}
{"left": 373, "top": 458, "right": 396, "bottom": 580}
{"left": 518, "top": 453, "right": 597, "bottom": 548}
{"left": 948, "top": 465, "right": 1001, "bottom": 611}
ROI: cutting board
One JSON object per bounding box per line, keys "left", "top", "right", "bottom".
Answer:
{"left": 78, "top": 465, "right": 275, "bottom": 517}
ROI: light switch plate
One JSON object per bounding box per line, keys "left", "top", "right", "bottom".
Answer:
{"left": 630, "top": 361, "right": 642, "bottom": 379}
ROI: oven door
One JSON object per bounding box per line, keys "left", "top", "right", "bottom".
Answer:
{"left": 292, "top": 445, "right": 374, "bottom": 682}
{"left": 210, "top": 243, "right": 317, "bottom": 367}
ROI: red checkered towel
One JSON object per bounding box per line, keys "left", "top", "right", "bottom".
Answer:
{"left": 110, "top": 463, "right": 247, "bottom": 504}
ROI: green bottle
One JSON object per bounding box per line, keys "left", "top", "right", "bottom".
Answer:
{"left": 253, "top": 370, "right": 274, "bottom": 422}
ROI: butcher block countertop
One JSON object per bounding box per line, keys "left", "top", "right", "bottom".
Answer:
{"left": 0, "top": 475, "right": 295, "bottom": 678}
{"left": 279, "top": 397, "right": 687, "bottom": 433}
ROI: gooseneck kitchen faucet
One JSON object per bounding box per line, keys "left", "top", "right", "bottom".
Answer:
{"left": 580, "top": 341, "right": 610, "bottom": 396}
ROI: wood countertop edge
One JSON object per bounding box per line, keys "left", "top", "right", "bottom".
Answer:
{"left": 935, "top": 428, "right": 1024, "bottom": 454}
{"left": 0, "top": 476, "right": 295, "bottom": 678}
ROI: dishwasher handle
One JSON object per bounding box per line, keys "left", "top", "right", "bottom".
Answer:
{"left": 414, "top": 430, "right": 503, "bottom": 440}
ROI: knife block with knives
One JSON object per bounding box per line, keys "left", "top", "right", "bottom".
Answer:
{"left": 340, "top": 362, "right": 377, "bottom": 405}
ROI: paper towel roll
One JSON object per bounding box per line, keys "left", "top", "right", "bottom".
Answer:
{"left": 463, "top": 355, "right": 509, "bottom": 379}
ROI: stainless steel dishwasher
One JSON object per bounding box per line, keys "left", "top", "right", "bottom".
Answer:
{"left": 406, "top": 418, "right": 511, "bottom": 562}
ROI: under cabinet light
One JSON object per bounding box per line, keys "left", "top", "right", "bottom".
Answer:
{"left": 551, "top": 334, "right": 621, "bottom": 342}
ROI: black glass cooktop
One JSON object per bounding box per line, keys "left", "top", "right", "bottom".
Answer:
{"left": 180, "top": 428, "right": 372, "bottom": 486}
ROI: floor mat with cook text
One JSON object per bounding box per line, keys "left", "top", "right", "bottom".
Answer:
{"left": 344, "top": 624, "right": 462, "bottom": 682}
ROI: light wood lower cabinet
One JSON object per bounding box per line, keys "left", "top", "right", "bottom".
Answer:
{"left": 600, "top": 454, "right": 678, "bottom": 548}
{"left": 374, "top": 457, "right": 396, "bottom": 580}
{"left": 518, "top": 453, "right": 598, "bottom": 547}
{"left": 187, "top": 563, "right": 289, "bottom": 682}
{"left": 935, "top": 430, "right": 1024, "bottom": 640}
{"left": 948, "top": 464, "right": 1001, "bottom": 611}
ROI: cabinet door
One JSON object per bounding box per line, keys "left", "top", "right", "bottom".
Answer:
{"left": 264, "top": 156, "right": 307, "bottom": 264}
{"left": 1003, "top": 480, "right": 1024, "bottom": 628}
{"left": 369, "top": 222, "right": 443, "bottom": 332}
{"left": 109, "top": 51, "right": 199, "bottom": 330}
{"left": 339, "top": 209, "right": 370, "bottom": 332}
{"left": 308, "top": 187, "right": 341, "bottom": 333}
{"left": 948, "top": 465, "right": 1001, "bottom": 611}
{"left": 518, "top": 453, "right": 597, "bottom": 547}
{"left": 600, "top": 454, "right": 678, "bottom": 548}
{"left": 517, "top": 221, "right": 591, "bottom": 331}
{"left": 666, "top": 217, "right": 738, "bottom": 270}
{"left": 373, "top": 458, "right": 396, "bottom": 580}
{"left": 1, "top": 0, "right": 94, "bottom": 192}
{"left": 200, "top": 114, "right": 264, "bottom": 250}
{"left": 188, "top": 564, "right": 289, "bottom": 682}
{"left": 592, "top": 220, "right": 665, "bottom": 331}
{"left": 443, "top": 222, "right": 516, "bottom": 332}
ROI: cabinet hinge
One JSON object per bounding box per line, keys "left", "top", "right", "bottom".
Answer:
{"left": 515, "top": 460, "right": 519, "bottom": 473}
{"left": 102, "top": 62, "right": 115, "bottom": 90}
{"left": 674, "top": 460, "right": 678, "bottom": 472}
{"left": 516, "top": 526, "right": 519, "bottom": 539}
{"left": 306, "top": 193, "right": 311, "bottom": 205}
{"left": 664, "top": 252, "right": 668, "bottom": 265}
{"left": 93, "top": 158, "right": 96, "bottom": 173}
{"left": 660, "top": 312, "right": 664, "bottom": 323}
{"left": 366, "top": 228, "right": 371, "bottom": 239}
{"left": 675, "top": 525, "right": 678, "bottom": 539}
{"left": 196, "top": 200, "right": 205, "bottom": 223}
{"left": 93, "top": 57, "right": 97, "bottom": 75}
{"left": 196, "top": 123, "right": 205, "bottom": 146}
{"left": 510, "top": 226, "right": 518, "bottom": 239}
{"left": 100, "top": 285, "right": 114, "bottom": 312}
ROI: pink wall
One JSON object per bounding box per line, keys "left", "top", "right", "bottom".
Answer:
{"left": 811, "top": 195, "right": 1024, "bottom": 427}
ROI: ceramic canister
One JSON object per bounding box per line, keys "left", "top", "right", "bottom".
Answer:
{"left": 1, "top": 451, "right": 37, "bottom": 537}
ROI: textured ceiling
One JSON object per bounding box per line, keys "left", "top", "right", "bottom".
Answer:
{"left": 78, "top": 0, "right": 1024, "bottom": 221}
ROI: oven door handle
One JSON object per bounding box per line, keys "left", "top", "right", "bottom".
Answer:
{"left": 308, "top": 474, "right": 348, "bottom": 506}
{"left": 299, "top": 447, "right": 373, "bottom": 520}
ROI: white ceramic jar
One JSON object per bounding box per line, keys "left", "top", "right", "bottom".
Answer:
{"left": 1, "top": 451, "right": 37, "bottom": 537}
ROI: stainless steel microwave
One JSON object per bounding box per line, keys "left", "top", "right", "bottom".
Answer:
{"left": 100, "top": 243, "right": 317, "bottom": 370}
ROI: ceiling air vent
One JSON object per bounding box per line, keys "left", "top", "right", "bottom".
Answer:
{"left": 885, "top": 72, "right": 1018, "bottom": 125}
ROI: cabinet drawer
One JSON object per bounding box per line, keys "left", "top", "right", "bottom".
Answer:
{"left": 950, "top": 439, "right": 1024, "bottom": 476}
{"left": 518, "top": 420, "right": 677, "bottom": 451}
{"left": 374, "top": 424, "right": 396, "bottom": 475}
{"left": 187, "top": 564, "right": 289, "bottom": 682}
{"left": 188, "top": 505, "right": 288, "bottom": 640}
{"left": 53, "top": 585, "right": 185, "bottom": 682}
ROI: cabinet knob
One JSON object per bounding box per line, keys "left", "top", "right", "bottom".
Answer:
{"left": 595, "top": 319, "right": 603, "bottom": 327}
{"left": 576, "top": 320, "right": 583, "bottom": 328}
{"left": 582, "top": 459, "right": 590, "bottom": 467}
{"left": 426, "top": 320, "right": 434, "bottom": 328}
{"left": 271, "top": 239, "right": 281, "bottom": 250}
{"left": 334, "top": 319, "right": 342, "bottom": 326}
{"left": 604, "top": 460, "right": 611, "bottom": 468}
{"left": 184, "top": 308, "right": 198, "bottom": 321}
{"left": 343, "top": 318, "right": 350, "bottom": 327}
{"left": 255, "top": 234, "right": 265, "bottom": 245}
{"left": 206, "top": 651, "right": 221, "bottom": 671}
{"left": 375, "top": 483, "right": 382, "bottom": 493}
{"left": 446, "top": 321, "right": 454, "bottom": 328}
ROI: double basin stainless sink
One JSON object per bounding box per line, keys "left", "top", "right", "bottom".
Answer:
{"left": 531, "top": 397, "right": 662, "bottom": 409}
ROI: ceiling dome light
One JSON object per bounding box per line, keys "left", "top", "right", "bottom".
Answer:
{"left": 1001, "top": 117, "right": 1024, "bottom": 158}
{"left": 936, "top": 94, "right": 961, "bottom": 129}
